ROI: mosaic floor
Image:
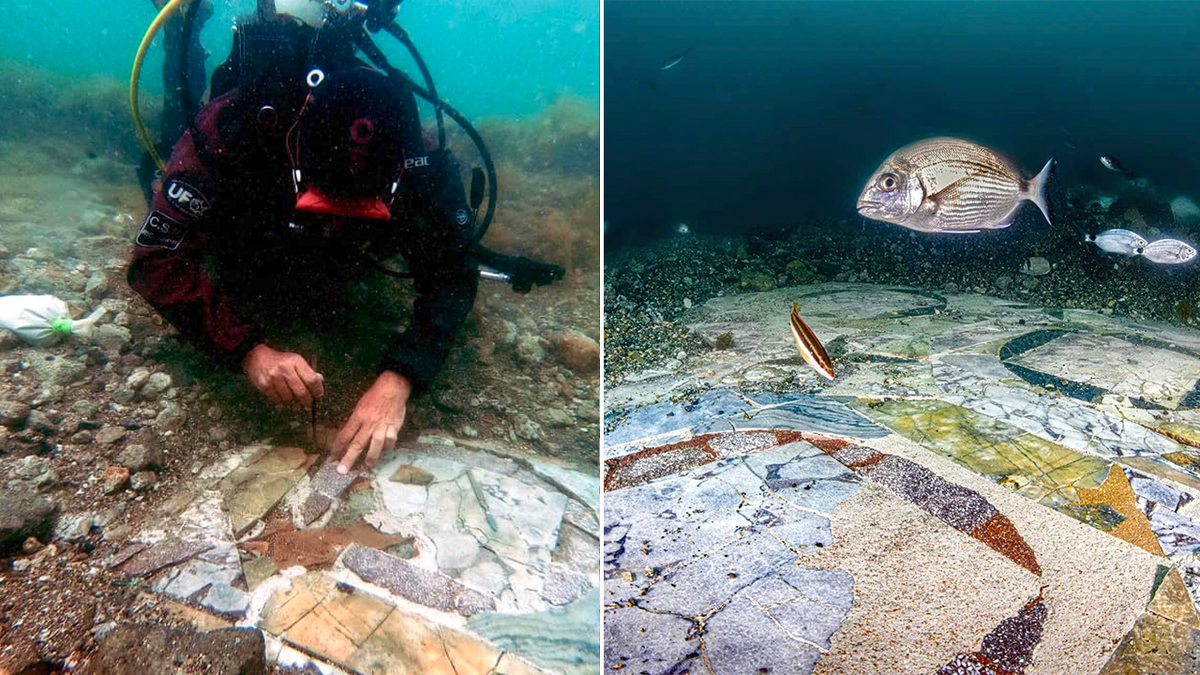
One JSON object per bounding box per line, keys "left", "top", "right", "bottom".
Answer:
{"left": 603, "top": 283, "right": 1200, "bottom": 674}
{"left": 106, "top": 433, "right": 601, "bottom": 674}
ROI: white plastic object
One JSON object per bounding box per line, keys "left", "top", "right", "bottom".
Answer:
{"left": 0, "top": 295, "right": 107, "bottom": 346}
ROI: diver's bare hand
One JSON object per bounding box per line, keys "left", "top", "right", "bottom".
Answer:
{"left": 242, "top": 344, "right": 324, "bottom": 407}
{"left": 331, "top": 371, "right": 410, "bottom": 474}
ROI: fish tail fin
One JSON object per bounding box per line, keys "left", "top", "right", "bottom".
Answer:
{"left": 1028, "top": 157, "right": 1055, "bottom": 226}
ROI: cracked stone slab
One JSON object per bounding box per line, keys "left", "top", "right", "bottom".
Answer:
{"left": 219, "top": 446, "right": 316, "bottom": 537}
{"left": 603, "top": 389, "right": 751, "bottom": 450}
{"left": 341, "top": 543, "right": 496, "bottom": 616}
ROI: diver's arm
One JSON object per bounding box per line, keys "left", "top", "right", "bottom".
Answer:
{"left": 378, "top": 246, "right": 479, "bottom": 395}
{"left": 126, "top": 124, "right": 265, "bottom": 371}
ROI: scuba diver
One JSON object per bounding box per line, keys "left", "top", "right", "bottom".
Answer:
{"left": 128, "top": 0, "right": 563, "bottom": 474}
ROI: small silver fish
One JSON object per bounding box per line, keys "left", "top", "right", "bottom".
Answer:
{"left": 1020, "top": 257, "right": 1051, "bottom": 276}
{"left": 1100, "top": 155, "right": 1136, "bottom": 179}
{"left": 1142, "top": 239, "right": 1198, "bottom": 264}
{"left": 857, "top": 137, "right": 1054, "bottom": 234}
{"left": 677, "top": 222, "right": 690, "bottom": 235}
{"left": 1085, "top": 228, "right": 1147, "bottom": 256}
{"left": 660, "top": 46, "right": 693, "bottom": 70}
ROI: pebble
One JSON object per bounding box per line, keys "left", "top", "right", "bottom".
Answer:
{"left": 683, "top": 298, "right": 692, "bottom": 309}
{"left": 130, "top": 471, "right": 157, "bottom": 492}
{"left": 53, "top": 513, "right": 94, "bottom": 543}
{"left": 13, "top": 456, "right": 58, "bottom": 490}
{"left": 0, "top": 401, "right": 30, "bottom": 429}
{"left": 116, "top": 444, "right": 162, "bottom": 472}
{"left": 100, "top": 466, "right": 130, "bottom": 494}
{"left": 94, "top": 426, "right": 127, "bottom": 445}
{"left": 513, "top": 414, "right": 544, "bottom": 442}
{"left": 140, "top": 372, "right": 173, "bottom": 399}
{"left": 25, "top": 409, "right": 56, "bottom": 435}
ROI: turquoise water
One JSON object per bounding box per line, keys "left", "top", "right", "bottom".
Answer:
{"left": 3, "top": 0, "right": 599, "bottom": 119}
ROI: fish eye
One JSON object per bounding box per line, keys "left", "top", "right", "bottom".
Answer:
{"left": 878, "top": 174, "right": 899, "bottom": 191}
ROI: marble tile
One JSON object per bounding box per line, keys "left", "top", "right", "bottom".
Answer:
{"left": 340, "top": 544, "right": 495, "bottom": 616}
{"left": 695, "top": 396, "right": 892, "bottom": 439}
{"left": 467, "top": 588, "right": 600, "bottom": 675}
{"left": 1010, "top": 332, "right": 1200, "bottom": 407}
{"left": 220, "top": 446, "right": 316, "bottom": 537}
{"left": 603, "top": 389, "right": 750, "bottom": 449}
{"left": 1099, "top": 612, "right": 1200, "bottom": 675}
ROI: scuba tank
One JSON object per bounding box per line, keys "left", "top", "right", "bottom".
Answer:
{"left": 130, "top": 0, "right": 563, "bottom": 293}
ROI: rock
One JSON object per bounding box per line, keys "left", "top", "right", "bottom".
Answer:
{"left": 785, "top": 259, "right": 814, "bottom": 283}
{"left": 101, "top": 465, "right": 130, "bottom": 494}
{"left": 740, "top": 270, "right": 776, "bottom": 292}
{"left": 130, "top": 471, "right": 157, "bottom": 492}
{"left": 25, "top": 409, "right": 56, "bottom": 435}
{"left": 540, "top": 408, "right": 575, "bottom": 428}
{"left": 715, "top": 332, "right": 733, "bottom": 350}
{"left": 682, "top": 298, "right": 692, "bottom": 309}
{"left": 1172, "top": 196, "right": 1200, "bottom": 227}
{"left": 91, "top": 624, "right": 266, "bottom": 675}
{"left": 12, "top": 456, "right": 58, "bottom": 490}
{"left": 58, "top": 413, "right": 82, "bottom": 436}
{"left": 84, "top": 271, "right": 110, "bottom": 299}
{"left": 514, "top": 334, "right": 547, "bottom": 364}
{"left": 125, "top": 368, "right": 150, "bottom": 391}
{"left": 550, "top": 331, "right": 600, "bottom": 373}
{"left": 92, "top": 324, "right": 131, "bottom": 351}
{"left": 71, "top": 399, "right": 99, "bottom": 417}
{"left": 53, "top": 512, "right": 93, "bottom": 543}
{"left": 95, "top": 426, "right": 127, "bottom": 445}
{"left": 995, "top": 276, "right": 1013, "bottom": 291}
{"left": 139, "top": 372, "right": 172, "bottom": 400}
{"left": 0, "top": 401, "right": 30, "bottom": 429}
{"left": 514, "top": 414, "right": 544, "bottom": 442}
{"left": 942, "top": 282, "right": 959, "bottom": 293}
{"left": 0, "top": 487, "right": 56, "bottom": 555}
{"left": 154, "top": 401, "right": 183, "bottom": 429}
{"left": 116, "top": 444, "right": 162, "bottom": 472}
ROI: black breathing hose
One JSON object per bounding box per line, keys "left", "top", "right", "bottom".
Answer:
{"left": 355, "top": 29, "right": 497, "bottom": 244}
{"left": 382, "top": 22, "right": 445, "bottom": 149}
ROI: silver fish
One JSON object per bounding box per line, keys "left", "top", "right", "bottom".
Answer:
{"left": 660, "top": 46, "right": 693, "bottom": 70}
{"left": 1100, "top": 155, "right": 1136, "bottom": 179}
{"left": 1085, "top": 228, "right": 1147, "bottom": 256}
{"left": 857, "top": 137, "right": 1054, "bottom": 234}
{"left": 1142, "top": 239, "right": 1198, "bottom": 264}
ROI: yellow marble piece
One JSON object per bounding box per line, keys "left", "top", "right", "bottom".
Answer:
{"left": 1149, "top": 569, "right": 1200, "bottom": 631}
{"left": 259, "top": 572, "right": 336, "bottom": 635}
{"left": 856, "top": 399, "right": 1111, "bottom": 507}
{"left": 348, "top": 607, "right": 503, "bottom": 675}
{"left": 1073, "top": 465, "right": 1165, "bottom": 557}
{"left": 1099, "top": 612, "right": 1200, "bottom": 674}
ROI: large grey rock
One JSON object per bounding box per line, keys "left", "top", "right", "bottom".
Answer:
{"left": 0, "top": 487, "right": 56, "bottom": 555}
{"left": 91, "top": 624, "right": 265, "bottom": 675}
{"left": 116, "top": 444, "right": 162, "bottom": 472}
{"left": 0, "top": 401, "right": 30, "bottom": 429}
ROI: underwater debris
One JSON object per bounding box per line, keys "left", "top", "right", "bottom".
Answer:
{"left": 790, "top": 302, "right": 835, "bottom": 380}
{"left": 801, "top": 433, "right": 1041, "bottom": 575}
{"left": 936, "top": 586, "right": 1050, "bottom": 675}
{"left": 1176, "top": 300, "right": 1194, "bottom": 323}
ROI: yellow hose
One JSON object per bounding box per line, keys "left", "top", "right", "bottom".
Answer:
{"left": 130, "top": 0, "right": 193, "bottom": 171}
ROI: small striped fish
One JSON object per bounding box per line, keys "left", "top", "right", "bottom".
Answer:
{"left": 790, "top": 302, "right": 834, "bottom": 380}
{"left": 857, "top": 137, "right": 1054, "bottom": 234}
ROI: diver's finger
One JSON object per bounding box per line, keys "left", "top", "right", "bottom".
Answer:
{"left": 284, "top": 367, "right": 312, "bottom": 407}
{"left": 297, "top": 366, "right": 324, "bottom": 400}
{"left": 383, "top": 424, "right": 398, "bottom": 454}
{"left": 332, "top": 417, "right": 360, "bottom": 457}
{"left": 339, "top": 424, "right": 373, "bottom": 474}
{"left": 365, "top": 425, "right": 386, "bottom": 470}
{"left": 270, "top": 378, "right": 293, "bottom": 405}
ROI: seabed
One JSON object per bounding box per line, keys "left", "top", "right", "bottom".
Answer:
{"left": 603, "top": 283, "right": 1200, "bottom": 674}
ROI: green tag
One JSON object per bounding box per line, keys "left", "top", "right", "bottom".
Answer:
{"left": 50, "top": 318, "right": 73, "bottom": 335}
